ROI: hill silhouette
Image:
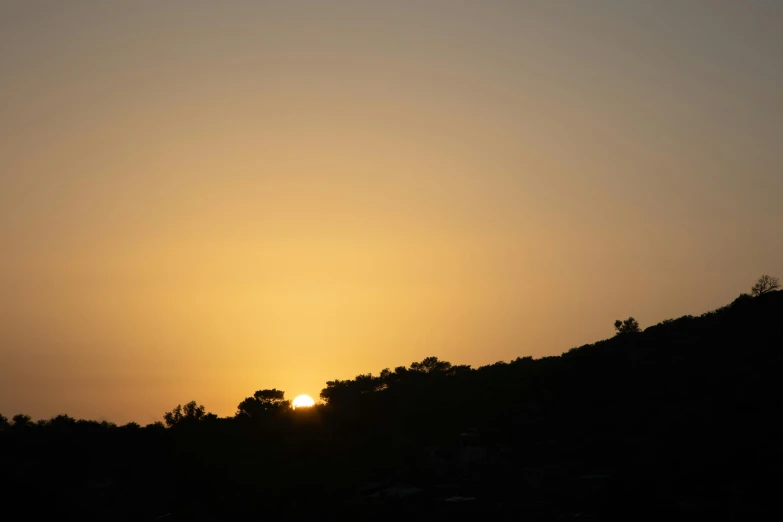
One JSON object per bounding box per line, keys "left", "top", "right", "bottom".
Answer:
{"left": 1, "top": 287, "right": 781, "bottom": 520}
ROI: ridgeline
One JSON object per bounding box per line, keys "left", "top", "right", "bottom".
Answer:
{"left": 1, "top": 288, "right": 781, "bottom": 520}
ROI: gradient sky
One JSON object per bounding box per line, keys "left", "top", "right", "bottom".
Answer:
{"left": 1, "top": 1, "right": 781, "bottom": 424}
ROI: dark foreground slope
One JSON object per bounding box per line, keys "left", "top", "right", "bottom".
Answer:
{"left": 1, "top": 291, "right": 781, "bottom": 521}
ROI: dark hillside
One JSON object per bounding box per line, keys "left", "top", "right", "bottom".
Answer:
{"left": 1, "top": 290, "right": 781, "bottom": 520}
{"left": 317, "top": 290, "right": 782, "bottom": 519}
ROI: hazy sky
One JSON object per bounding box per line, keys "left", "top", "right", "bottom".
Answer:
{"left": 1, "top": 1, "right": 781, "bottom": 423}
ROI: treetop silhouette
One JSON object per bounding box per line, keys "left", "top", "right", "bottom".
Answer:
{"left": 752, "top": 274, "right": 780, "bottom": 296}
{"left": 614, "top": 317, "right": 641, "bottom": 335}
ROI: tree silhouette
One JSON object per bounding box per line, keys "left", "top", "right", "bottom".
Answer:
{"left": 11, "top": 413, "right": 32, "bottom": 429}
{"left": 614, "top": 317, "right": 641, "bottom": 335}
{"left": 163, "top": 400, "right": 206, "bottom": 427}
{"left": 751, "top": 274, "right": 780, "bottom": 297}
{"left": 236, "top": 388, "right": 290, "bottom": 418}
{"left": 0, "top": 413, "right": 8, "bottom": 431}
{"left": 410, "top": 356, "right": 452, "bottom": 374}
{"left": 49, "top": 414, "right": 76, "bottom": 431}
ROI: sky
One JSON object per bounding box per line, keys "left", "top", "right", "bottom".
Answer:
{"left": 1, "top": 0, "right": 781, "bottom": 424}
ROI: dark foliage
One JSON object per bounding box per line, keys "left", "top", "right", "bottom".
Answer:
{"left": 613, "top": 317, "right": 641, "bottom": 335}
{"left": 1, "top": 288, "right": 781, "bottom": 520}
{"left": 236, "top": 388, "right": 291, "bottom": 420}
{"left": 163, "top": 401, "right": 206, "bottom": 428}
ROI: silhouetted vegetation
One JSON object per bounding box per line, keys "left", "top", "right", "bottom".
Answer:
{"left": 751, "top": 273, "right": 780, "bottom": 296}
{"left": 613, "top": 316, "right": 641, "bottom": 335}
{"left": 1, "top": 278, "right": 781, "bottom": 520}
{"left": 236, "top": 388, "right": 290, "bottom": 420}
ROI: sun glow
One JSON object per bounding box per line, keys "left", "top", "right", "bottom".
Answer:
{"left": 292, "top": 394, "right": 315, "bottom": 409}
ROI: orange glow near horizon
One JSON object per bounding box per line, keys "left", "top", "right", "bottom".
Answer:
{"left": 1, "top": 2, "right": 781, "bottom": 424}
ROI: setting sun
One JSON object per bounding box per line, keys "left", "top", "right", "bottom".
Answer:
{"left": 292, "top": 395, "right": 315, "bottom": 409}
